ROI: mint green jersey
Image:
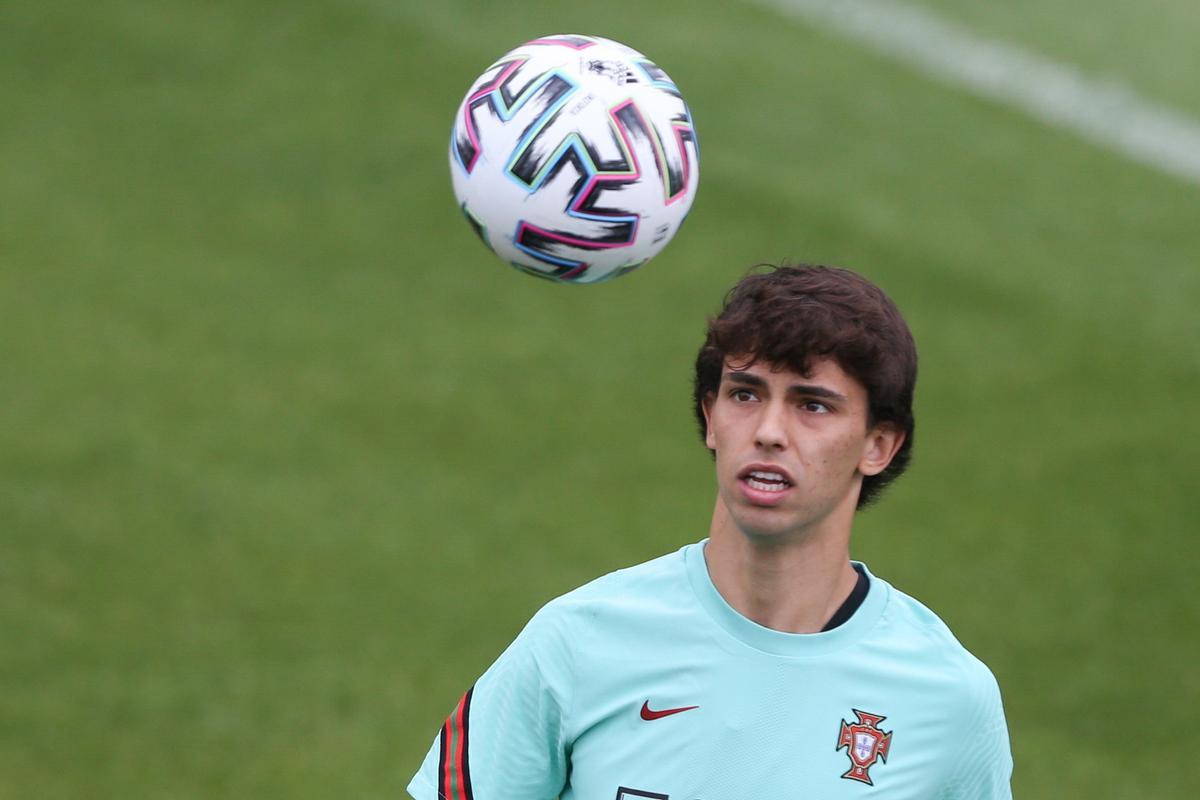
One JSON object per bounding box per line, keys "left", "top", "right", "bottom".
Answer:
{"left": 409, "top": 541, "right": 1012, "bottom": 800}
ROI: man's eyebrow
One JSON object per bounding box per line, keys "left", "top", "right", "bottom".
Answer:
{"left": 723, "top": 370, "right": 767, "bottom": 387}
{"left": 723, "top": 370, "right": 848, "bottom": 402}
{"left": 789, "top": 384, "right": 848, "bottom": 402}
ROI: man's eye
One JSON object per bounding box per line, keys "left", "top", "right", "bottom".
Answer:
{"left": 804, "top": 401, "right": 830, "bottom": 413}
{"left": 731, "top": 389, "right": 756, "bottom": 402}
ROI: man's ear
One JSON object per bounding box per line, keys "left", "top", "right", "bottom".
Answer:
{"left": 702, "top": 393, "right": 716, "bottom": 450}
{"left": 859, "top": 423, "right": 905, "bottom": 477}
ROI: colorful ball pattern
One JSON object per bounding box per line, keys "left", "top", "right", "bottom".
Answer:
{"left": 449, "top": 34, "right": 700, "bottom": 284}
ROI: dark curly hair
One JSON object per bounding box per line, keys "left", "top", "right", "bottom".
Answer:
{"left": 693, "top": 264, "right": 918, "bottom": 508}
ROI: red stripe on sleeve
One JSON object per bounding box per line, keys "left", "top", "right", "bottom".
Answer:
{"left": 438, "top": 688, "right": 474, "bottom": 800}
{"left": 451, "top": 694, "right": 467, "bottom": 798}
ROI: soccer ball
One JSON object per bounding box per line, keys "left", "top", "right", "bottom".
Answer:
{"left": 449, "top": 34, "right": 700, "bottom": 284}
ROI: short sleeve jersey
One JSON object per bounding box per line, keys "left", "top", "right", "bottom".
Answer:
{"left": 409, "top": 541, "right": 1012, "bottom": 800}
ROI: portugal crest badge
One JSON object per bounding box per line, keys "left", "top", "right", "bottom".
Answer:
{"left": 836, "top": 709, "right": 893, "bottom": 785}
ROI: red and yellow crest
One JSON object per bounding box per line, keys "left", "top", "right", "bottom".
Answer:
{"left": 836, "top": 709, "right": 892, "bottom": 785}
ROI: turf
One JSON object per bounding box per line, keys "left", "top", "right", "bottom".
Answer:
{"left": 2, "top": 0, "right": 1197, "bottom": 797}
{"left": 906, "top": 0, "right": 1200, "bottom": 117}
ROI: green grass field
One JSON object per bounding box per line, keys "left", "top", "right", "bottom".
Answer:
{"left": 3, "top": 0, "right": 1198, "bottom": 797}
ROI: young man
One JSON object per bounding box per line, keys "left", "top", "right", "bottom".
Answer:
{"left": 409, "top": 265, "right": 1013, "bottom": 799}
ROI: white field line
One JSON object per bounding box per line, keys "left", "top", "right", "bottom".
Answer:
{"left": 752, "top": 0, "right": 1200, "bottom": 186}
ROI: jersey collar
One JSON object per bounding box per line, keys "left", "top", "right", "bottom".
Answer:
{"left": 684, "top": 539, "right": 890, "bottom": 658}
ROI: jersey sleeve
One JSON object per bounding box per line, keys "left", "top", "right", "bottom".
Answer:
{"left": 408, "top": 605, "right": 574, "bottom": 800}
{"left": 942, "top": 662, "right": 1013, "bottom": 800}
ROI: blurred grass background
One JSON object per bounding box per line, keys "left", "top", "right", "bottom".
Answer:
{"left": 2, "top": 0, "right": 1197, "bottom": 797}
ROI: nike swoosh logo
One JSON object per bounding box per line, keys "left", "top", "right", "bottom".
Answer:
{"left": 640, "top": 700, "right": 700, "bottom": 720}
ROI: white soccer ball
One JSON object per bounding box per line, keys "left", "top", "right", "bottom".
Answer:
{"left": 449, "top": 34, "right": 700, "bottom": 284}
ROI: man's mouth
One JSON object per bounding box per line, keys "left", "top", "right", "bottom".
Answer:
{"left": 740, "top": 468, "right": 794, "bottom": 493}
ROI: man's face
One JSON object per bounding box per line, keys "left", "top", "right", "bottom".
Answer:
{"left": 702, "top": 356, "right": 902, "bottom": 541}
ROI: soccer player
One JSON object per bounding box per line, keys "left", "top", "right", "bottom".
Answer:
{"left": 409, "top": 265, "right": 1013, "bottom": 799}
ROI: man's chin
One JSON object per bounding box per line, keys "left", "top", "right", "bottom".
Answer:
{"left": 729, "top": 510, "right": 808, "bottom": 543}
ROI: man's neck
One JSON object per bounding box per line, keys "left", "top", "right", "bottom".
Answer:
{"left": 704, "top": 500, "right": 861, "bottom": 634}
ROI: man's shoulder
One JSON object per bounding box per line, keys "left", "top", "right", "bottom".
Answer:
{"left": 549, "top": 542, "right": 693, "bottom": 610}
{"left": 527, "top": 543, "right": 697, "bottom": 637}
{"left": 873, "top": 574, "right": 1002, "bottom": 696}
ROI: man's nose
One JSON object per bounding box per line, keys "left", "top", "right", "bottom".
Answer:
{"left": 754, "top": 400, "right": 789, "bottom": 450}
